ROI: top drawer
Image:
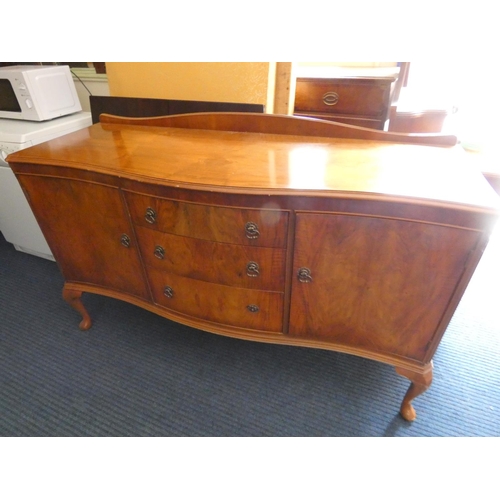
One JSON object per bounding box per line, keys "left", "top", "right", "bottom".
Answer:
{"left": 294, "top": 77, "right": 394, "bottom": 118}
{"left": 125, "top": 191, "right": 289, "bottom": 248}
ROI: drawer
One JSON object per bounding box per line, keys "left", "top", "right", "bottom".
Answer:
{"left": 147, "top": 268, "right": 284, "bottom": 332}
{"left": 293, "top": 112, "right": 383, "bottom": 129}
{"left": 294, "top": 78, "right": 393, "bottom": 118}
{"left": 125, "top": 192, "right": 288, "bottom": 248}
{"left": 135, "top": 225, "right": 286, "bottom": 291}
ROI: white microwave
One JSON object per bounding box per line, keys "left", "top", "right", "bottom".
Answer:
{"left": 0, "top": 65, "right": 82, "bottom": 121}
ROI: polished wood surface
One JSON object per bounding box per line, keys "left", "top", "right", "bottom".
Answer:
{"left": 8, "top": 112, "right": 500, "bottom": 422}
{"left": 100, "top": 111, "right": 458, "bottom": 145}
{"left": 14, "top": 113, "right": 495, "bottom": 210}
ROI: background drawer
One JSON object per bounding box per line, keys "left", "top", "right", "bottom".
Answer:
{"left": 147, "top": 268, "right": 284, "bottom": 332}
{"left": 293, "top": 112, "right": 383, "bottom": 129}
{"left": 294, "top": 77, "right": 393, "bottom": 118}
{"left": 135, "top": 226, "right": 286, "bottom": 291}
{"left": 126, "top": 192, "right": 288, "bottom": 248}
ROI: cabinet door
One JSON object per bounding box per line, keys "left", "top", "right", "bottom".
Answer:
{"left": 17, "top": 175, "right": 150, "bottom": 300}
{"left": 289, "top": 213, "right": 480, "bottom": 362}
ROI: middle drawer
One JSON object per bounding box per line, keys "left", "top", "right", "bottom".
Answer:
{"left": 135, "top": 225, "right": 286, "bottom": 291}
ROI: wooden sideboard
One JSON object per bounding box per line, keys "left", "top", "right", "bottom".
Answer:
{"left": 294, "top": 76, "right": 396, "bottom": 129}
{"left": 7, "top": 113, "right": 500, "bottom": 422}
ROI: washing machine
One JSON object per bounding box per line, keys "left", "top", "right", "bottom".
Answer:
{"left": 0, "top": 112, "right": 92, "bottom": 260}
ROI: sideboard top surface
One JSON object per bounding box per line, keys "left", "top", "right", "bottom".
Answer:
{"left": 8, "top": 119, "right": 500, "bottom": 212}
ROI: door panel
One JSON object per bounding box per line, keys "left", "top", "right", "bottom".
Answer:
{"left": 17, "top": 175, "right": 150, "bottom": 300}
{"left": 289, "top": 213, "right": 480, "bottom": 361}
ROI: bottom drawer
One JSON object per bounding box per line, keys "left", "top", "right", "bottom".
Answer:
{"left": 147, "top": 267, "right": 284, "bottom": 332}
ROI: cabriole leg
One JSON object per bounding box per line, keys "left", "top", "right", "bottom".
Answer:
{"left": 395, "top": 362, "right": 433, "bottom": 421}
{"left": 62, "top": 286, "right": 92, "bottom": 330}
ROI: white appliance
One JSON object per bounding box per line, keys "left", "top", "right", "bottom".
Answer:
{"left": 0, "top": 65, "right": 82, "bottom": 121}
{"left": 0, "top": 112, "right": 92, "bottom": 260}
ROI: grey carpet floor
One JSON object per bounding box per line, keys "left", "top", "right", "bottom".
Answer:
{"left": 1, "top": 224, "right": 499, "bottom": 436}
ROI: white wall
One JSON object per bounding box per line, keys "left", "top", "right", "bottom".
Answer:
{"left": 72, "top": 69, "right": 110, "bottom": 112}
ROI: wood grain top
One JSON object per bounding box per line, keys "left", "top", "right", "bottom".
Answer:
{"left": 8, "top": 113, "right": 500, "bottom": 212}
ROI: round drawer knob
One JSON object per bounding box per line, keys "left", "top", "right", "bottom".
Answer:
{"left": 297, "top": 267, "right": 313, "bottom": 283}
{"left": 163, "top": 286, "right": 174, "bottom": 299}
{"left": 245, "top": 222, "right": 260, "bottom": 239}
{"left": 323, "top": 92, "right": 339, "bottom": 106}
{"left": 120, "top": 234, "right": 131, "bottom": 248}
{"left": 154, "top": 245, "right": 165, "bottom": 259}
{"left": 246, "top": 261, "right": 260, "bottom": 277}
{"left": 145, "top": 207, "right": 157, "bottom": 224}
{"left": 247, "top": 304, "right": 260, "bottom": 313}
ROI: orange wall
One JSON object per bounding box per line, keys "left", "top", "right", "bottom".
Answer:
{"left": 106, "top": 62, "right": 275, "bottom": 110}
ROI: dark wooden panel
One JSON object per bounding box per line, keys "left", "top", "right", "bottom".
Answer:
{"left": 90, "top": 95, "right": 264, "bottom": 124}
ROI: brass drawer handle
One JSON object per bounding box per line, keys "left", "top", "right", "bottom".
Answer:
{"left": 246, "top": 261, "right": 260, "bottom": 277}
{"left": 154, "top": 245, "right": 165, "bottom": 259}
{"left": 163, "top": 286, "right": 174, "bottom": 299}
{"left": 245, "top": 222, "right": 260, "bottom": 239}
{"left": 247, "top": 304, "right": 259, "bottom": 313}
{"left": 120, "top": 234, "right": 131, "bottom": 248}
{"left": 297, "top": 267, "right": 313, "bottom": 283}
{"left": 323, "top": 92, "right": 339, "bottom": 106}
{"left": 145, "top": 207, "right": 157, "bottom": 224}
